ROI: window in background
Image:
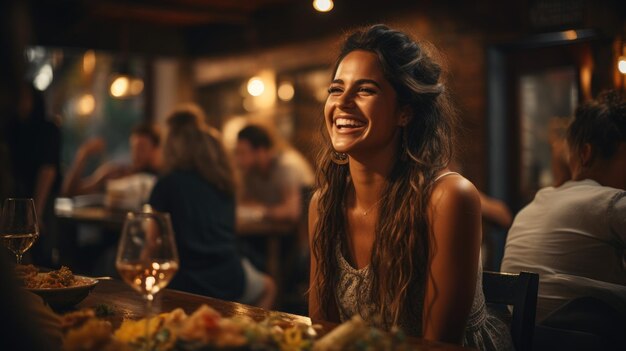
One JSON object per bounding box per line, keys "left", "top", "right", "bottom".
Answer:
{"left": 519, "top": 66, "right": 577, "bottom": 203}
{"left": 25, "top": 47, "right": 145, "bottom": 176}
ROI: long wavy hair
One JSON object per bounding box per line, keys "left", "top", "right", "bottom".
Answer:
{"left": 163, "top": 104, "right": 235, "bottom": 195}
{"left": 312, "top": 24, "right": 457, "bottom": 330}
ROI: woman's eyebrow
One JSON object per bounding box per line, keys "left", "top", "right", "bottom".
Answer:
{"left": 331, "top": 78, "right": 381, "bottom": 88}
{"left": 354, "top": 79, "right": 381, "bottom": 88}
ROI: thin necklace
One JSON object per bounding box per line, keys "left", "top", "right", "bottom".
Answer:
{"left": 359, "top": 197, "right": 385, "bottom": 216}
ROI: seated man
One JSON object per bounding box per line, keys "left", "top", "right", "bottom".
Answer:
{"left": 501, "top": 90, "right": 626, "bottom": 322}
{"left": 62, "top": 122, "right": 161, "bottom": 197}
{"left": 234, "top": 125, "right": 311, "bottom": 273}
{"left": 234, "top": 125, "right": 304, "bottom": 223}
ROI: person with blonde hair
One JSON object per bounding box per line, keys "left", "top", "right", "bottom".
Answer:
{"left": 149, "top": 104, "right": 275, "bottom": 308}
{"left": 308, "top": 25, "right": 512, "bottom": 350}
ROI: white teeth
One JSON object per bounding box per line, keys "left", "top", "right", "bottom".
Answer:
{"left": 335, "top": 118, "right": 365, "bottom": 128}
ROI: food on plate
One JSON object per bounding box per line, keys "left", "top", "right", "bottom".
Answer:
{"left": 113, "top": 305, "right": 316, "bottom": 351}
{"left": 14, "top": 263, "right": 38, "bottom": 281}
{"left": 314, "top": 316, "right": 408, "bottom": 351}
{"left": 16, "top": 265, "right": 88, "bottom": 289}
{"left": 60, "top": 308, "right": 96, "bottom": 332}
{"left": 63, "top": 319, "right": 130, "bottom": 351}
{"left": 59, "top": 305, "right": 409, "bottom": 351}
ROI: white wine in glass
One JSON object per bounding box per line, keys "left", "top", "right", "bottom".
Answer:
{"left": 117, "top": 260, "right": 179, "bottom": 297}
{"left": 115, "top": 208, "right": 178, "bottom": 350}
{"left": 0, "top": 198, "right": 39, "bottom": 264}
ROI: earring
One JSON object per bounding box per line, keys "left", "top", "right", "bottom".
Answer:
{"left": 330, "top": 150, "right": 349, "bottom": 165}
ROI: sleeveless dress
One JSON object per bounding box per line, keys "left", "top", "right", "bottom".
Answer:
{"left": 334, "top": 172, "right": 514, "bottom": 351}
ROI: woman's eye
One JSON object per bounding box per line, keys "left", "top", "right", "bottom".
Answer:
{"left": 328, "top": 86, "right": 343, "bottom": 94}
{"left": 358, "top": 87, "right": 376, "bottom": 94}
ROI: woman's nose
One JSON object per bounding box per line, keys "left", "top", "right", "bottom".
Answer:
{"left": 337, "top": 91, "right": 355, "bottom": 109}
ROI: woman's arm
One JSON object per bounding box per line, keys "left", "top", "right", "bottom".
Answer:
{"left": 422, "top": 175, "right": 482, "bottom": 344}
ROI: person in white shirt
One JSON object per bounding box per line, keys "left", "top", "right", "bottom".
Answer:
{"left": 501, "top": 90, "right": 626, "bottom": 322}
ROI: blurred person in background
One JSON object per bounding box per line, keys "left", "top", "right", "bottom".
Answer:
{"left": 4, "top": 83, "right": 61, "bottom": 266}
{"left": 62, "top": 122, "right": 161, "bottom": 197}
{"left": 234, "top": 124, "right": 313, "bottom": 272}
{"left": 149, "top": 105, "right": 276, "bottom": 309}
{"left": 501, "top": 90, "right": 626, "bottom": 343}
{"left": 235, "top": 124, "right": 306, "bottom": 223}
{"left": 0, "top": 1, "right": 63, "bottom": 350}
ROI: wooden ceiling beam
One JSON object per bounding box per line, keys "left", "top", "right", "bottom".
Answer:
{"left": 89, "top": 2, "right": 249, "bottom": 26}
{"left": 153, "top": 0, "right": 283, "bottom": 13}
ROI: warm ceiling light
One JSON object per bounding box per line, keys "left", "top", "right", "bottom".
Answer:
{"left": 563, "top": 30, "right": 577, "bottom": 41}
{"left": 83, "top": 50, "right": 96, "bottom": 74}
{"left": 76, "top": 94, "right": 95, "bottom": 116}
{"left": 277, "top": 82, "right": 295, "bottom": 101}
{"left": 313, "top": 0, "right": 334, "bottom": 12}
{"left": 129, "top": 78, "right": 144, "bottom": 95}
{"left": 247, "top": 77, "right": 265, "bottom": 97}
{"left": 110, "top": 74, "right": 144, "bottom": 98}
{"left": 33, "top": 63, "right": 53, "bottom": 91}
{"left": 110, "top": 75, "right": 130, "bottom": 97}
{"left": 619, "top": 56, "right": 626, "bottom": 74}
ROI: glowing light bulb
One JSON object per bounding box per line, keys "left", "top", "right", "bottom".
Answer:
{"left": 110, "top": 76, "right": 130, "bottom": 97}
{"left": 618, "top": 56, "right": 626, "bottom": 74}
{"left": 313, "top": 0, "right": 334, "bottom": 12}
{"left": 33, "top": 64, "right": 53, "bottom": 91}
{"left": 247, "top": 77, "right": 265, "bottom": 97}
{"left": 563, "top": 30, "right": 577, "bottom": 41}
{"left": 277, "top": 82, "right": 295, "bottom": 101}
{"left": 129, "top": 79, "right": 144, "bottom": 95}
{"left": 83, "top": 50, "right": 96, "bottom": 74}
{"left": 76, "top": 94, "right": 95, "bottom": 116}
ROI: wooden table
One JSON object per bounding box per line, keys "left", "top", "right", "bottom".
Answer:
{"left": 236, "top": 216, "right": 297, "bottom": 284}
{"left": 55, "top": 205, "right": 296, "bottom": 278}
{"left": 56, "top": 206, "right": 127, "bottom": 229}
{"left": 75, "top": 279, "right": 471, "bottom": 350}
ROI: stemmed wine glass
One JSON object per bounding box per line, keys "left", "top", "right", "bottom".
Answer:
{"left": 116, "top": 207, "right": 179, "bottom": 350}
{"left": 0, "top": 198, "right": 39, "bottom": 264}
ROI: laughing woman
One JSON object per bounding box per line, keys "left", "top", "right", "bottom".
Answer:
{"left": 308, "top": 25, "right": 513, "bottom": 350}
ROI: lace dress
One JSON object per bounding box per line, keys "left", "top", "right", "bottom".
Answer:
{"left": 335, "top": 246, "right": 514, "bottom": 350}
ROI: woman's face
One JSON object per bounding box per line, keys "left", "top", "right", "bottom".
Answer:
{"left": 324, "top": 50, "right": 407, "bottom": 156}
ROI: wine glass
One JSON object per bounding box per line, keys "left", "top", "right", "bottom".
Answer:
{"left": 0, "top": 198, "right": 39, "bottom": 264}
{"left": 115, "top": 207, "right": 179, "bottom": 350}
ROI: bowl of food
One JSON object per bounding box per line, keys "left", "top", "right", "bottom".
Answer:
{"left": 16, "top": 265, "right": 99, "bottom": 309}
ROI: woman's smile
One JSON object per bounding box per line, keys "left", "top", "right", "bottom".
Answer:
{"left": 333, "top": 115, "right": 367, "bottom": 134}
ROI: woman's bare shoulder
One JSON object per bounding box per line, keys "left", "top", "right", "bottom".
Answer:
{"left": 428, "top": 173, "right": 481, "bottom": 225}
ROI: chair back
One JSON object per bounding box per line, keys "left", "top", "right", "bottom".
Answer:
{"left": 483, "top": 271, "right": 539, "bottom": 351}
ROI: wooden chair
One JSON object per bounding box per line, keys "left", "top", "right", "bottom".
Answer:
{"left": 482, "top": 271, "right": 539, "bottom": 351}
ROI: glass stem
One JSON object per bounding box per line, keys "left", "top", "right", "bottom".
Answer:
{"left": 16, "top": 254, "right": 23, "bottom": 264}
{"left": 145, "top": 294, "right": 154, "bottom": 351}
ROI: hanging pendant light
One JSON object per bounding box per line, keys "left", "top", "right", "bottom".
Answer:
{"left": 109, "top": 59, "right": 144, "bottom": 99}
{"left": 109, "top": 22, "right": 144, "bottom": 99}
